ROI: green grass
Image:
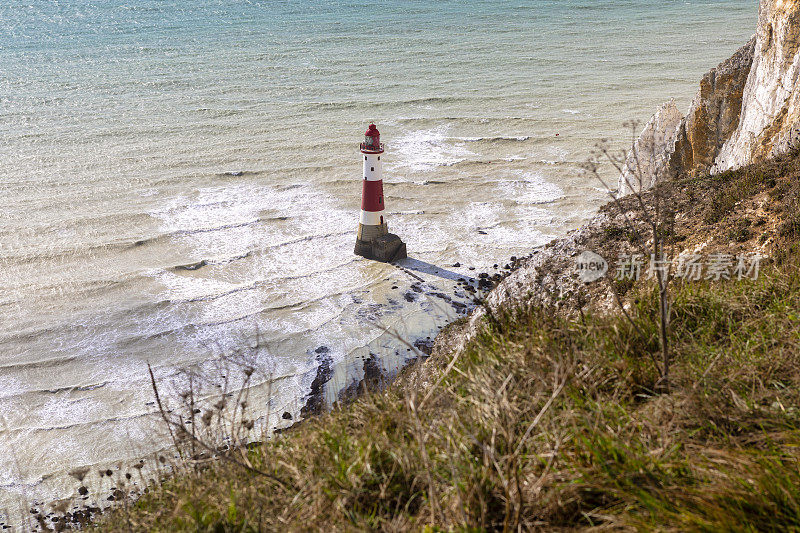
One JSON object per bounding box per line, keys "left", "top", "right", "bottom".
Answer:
{"left": 94, "top": 159, "right": 800, "bottom": 532}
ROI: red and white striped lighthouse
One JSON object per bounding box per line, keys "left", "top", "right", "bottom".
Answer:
{"left": 354, "top": 124, "right": 407, "bottom": 262}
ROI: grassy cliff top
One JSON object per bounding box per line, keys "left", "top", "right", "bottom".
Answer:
{"left": 92, "top": 154, "right": 800, "bottom": 532}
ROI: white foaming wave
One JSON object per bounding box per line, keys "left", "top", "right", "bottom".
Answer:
{"left": 457, "top": 135, "right": 530, "bottom": 142}
{"left": 482, "top": 218, "right": 555, "bottom": 247}
{"left": 153, "top": 182, "right": 355, "bottom": 262}
{"left": 442, "top": 212, "right": 557, "bottom": 269}
{"left": 561, "top": 109, "right": 581, "bottom": 115}
{"left": 21, "top": 395, "right": 107, "bottom": 432}
{"left": 155, "top": 188, "right": 305, "bottom": 312}
{"left": 389, "top": 124, "right": 475, "bottom": 173}
{"left": 498, "top": 171, "right": 564, "bottom": 205}
{"left": 546, "top": 145, "right": 569, "bottom": 160}
{"left": 390, "top": 202, "right": 503, "bottom": 255}
{"left": 155, "top": 271, "right": 249, "bottom": 302}
{"left": 0, "top": 375, "right": 25, "bottom": 400}
{"left": 462, "top": 201, "right": 504, "bottom": 229}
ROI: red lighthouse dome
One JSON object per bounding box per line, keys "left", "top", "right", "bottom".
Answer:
{"left": 361, "top": 123, "right": 384, "bottom": 153}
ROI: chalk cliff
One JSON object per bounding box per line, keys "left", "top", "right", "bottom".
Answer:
{"left": 714, "top": 0, "right": 800, "bottom": 172}
{"left": 621, "top": 0, "right": 800, "bottom": 193}
{"left": 671, "top": 37, "right": 756, "bottom": 176}
{"left": 617, "top": 99, "right": 683, "bottom": 195}
{"left": 620, "top": 38, "right": 755, "bottom": 191}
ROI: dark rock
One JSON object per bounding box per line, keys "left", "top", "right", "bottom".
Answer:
{"left": 452, "top": 262, "right": 461, "bottom": 267}
{"left": 282, "top": 411, "right": 292, "bottom": 420}
{"left": 174, "top": 259, "right": 208, "bottom": 271}
{"left": 413, "top": 338, "right": 435, "bottom": 356}
{"left": 429, "top": 291, "right": 452, "bottom": 302}
{"left": 363, "top": 353, "right": 384, "bottom": 388}
{"left": 301, "top": 349, "right": 334, "bottom": 417}
{"left": 78, "top": 486, "right": 88, "bottom": 496}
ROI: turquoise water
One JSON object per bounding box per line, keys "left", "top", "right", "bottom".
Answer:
{"left": 0, "top": 0, "right": 756, "bottom": 524}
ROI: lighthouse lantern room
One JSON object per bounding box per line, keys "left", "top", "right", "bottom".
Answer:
{"left": 354, "top": 124, "right": 407, "bottom": 262}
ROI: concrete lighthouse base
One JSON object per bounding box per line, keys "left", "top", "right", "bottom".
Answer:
{"left": 355, "top": 233, "right": 407, "bottom": 263}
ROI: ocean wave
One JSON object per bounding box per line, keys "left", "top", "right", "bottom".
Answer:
{"left": 389, "top": 124, "right": 476, "bottom": 172}
{"left": 0, "top": 366, "right": 312, "bottom": 437}
{"left": 120, "top": 279, "right": 391, "bottom": 353}
{"left": 458, "top": 135, "right": 531, "bottom": 143}
{"left": 395, "top": 116, "right": 546, "bottom": 127}
{"left": 0, "top": 214, "right": 291, "bottom": 264}
{"left": 497, "top": 171, "right": 565, "bottom": 205}
{"left": 215, "top": 169, "right": 266, "bottom": 178}
{"left": 0, "top": 354, "right": 78, "bottom": 372}
{"left": 306, "top": 95, "right": 476, "bottom": 112}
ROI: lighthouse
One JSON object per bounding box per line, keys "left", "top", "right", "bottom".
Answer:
{"left": 354, "top": 124, "right": 407, "bottom": 262}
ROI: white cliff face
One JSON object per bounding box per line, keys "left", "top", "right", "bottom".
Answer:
{"left": 617, "top": 99, "right": 682, "bottom": 196}
{"left": 713, "top": 0, "right": 800, "bottom": 172}
{"left": 618, "top": 37, "right": 756, "bottom": 197}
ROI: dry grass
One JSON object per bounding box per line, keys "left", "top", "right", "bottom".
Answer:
{"left": 89, "top": 156, "right": 800, "bottom": 532}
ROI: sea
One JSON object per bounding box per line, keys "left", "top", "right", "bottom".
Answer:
{"left": 0, "top": 0, "right": 757, "bottom": 526}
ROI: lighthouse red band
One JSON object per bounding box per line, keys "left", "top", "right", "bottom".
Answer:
{"left": 354, "top": 124, "right": 407, "bottom": 262}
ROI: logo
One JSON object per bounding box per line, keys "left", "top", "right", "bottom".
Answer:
{"left": 575, "top": 251, "right": 608, "bottom": 282}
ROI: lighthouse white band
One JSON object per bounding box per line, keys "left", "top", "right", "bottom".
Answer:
{"left": 360, "top": 209, "right": 385, "bottom": 225}
{"left": 362, "top": 153, "right": 383, "bottom": 182}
